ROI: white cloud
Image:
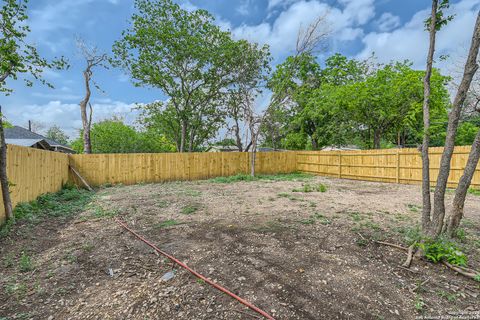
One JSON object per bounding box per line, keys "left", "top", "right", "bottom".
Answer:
{"left": 267, "top": 0, "right": 296, "bottom": 10}
{"left": 4, "top": 100, "right": 141, "bottom": 139}
{"left": 231, "top": 0, "right": 374, "bottom": 59}
{"left": 375, "top": 12, "right": 401, "bottom": 32}
{"left": 357, "top": 0, "right": 480, "bottom": 72}
{"left": 236, "top": 0, "right": 252, "bottom": 16}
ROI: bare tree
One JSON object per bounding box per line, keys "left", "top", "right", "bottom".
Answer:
{"left": 77, "top": 38, "right": 108, "bottom": 154}
{"left": 248, "top": 14, "right": 331, "bottom": 176}
{"left": 0, "top": 106, "right": 13, "bottom": 222}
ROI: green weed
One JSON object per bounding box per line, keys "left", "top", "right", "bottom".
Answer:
{"left": 92, "top": 206, "right": 118, "bottom": 219}
{"left": 19, "top": 252, "right": 33, "bottom": 272}
{"left": 3, "top": 253, "right": 14, "bottom": 268}
{"left": 407, "top": 204, "right": 421, "bottom": 213}
{"left": 418, "top": 238, "right": 468, "bottom": 267}
{"left": 0, "top": 186, "right": 94, "bottom": 237}
{"left": 210, "top": 172, "right": 313, "bottom": 183}
{"left": 414, "top": 295, "right": 425, "bottom": 312}
{"left": 181, "top": 204, "right": 200, "bottom": 215}
{"left": 468, "top": 187, "right": 480, "bottom": 196}
{"left": 155, "top": 219, "right": 181, "bottom": 228}
{"left": 300, "top": 213, "right": 330, "bottom": 225}
{"left": 292, "top": 183, "right": 327, "bottom": 193}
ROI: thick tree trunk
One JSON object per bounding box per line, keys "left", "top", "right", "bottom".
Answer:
{"left": 421, "top": 0, "right": 438, "bottom": 234}
{"left": 0, "top": 107, "right": 13, "bottom": 221}
{"left": 180, "top": 120, "right": 186, "bottom": 153}
{"left": 446, "top": 129, "right": 480, "bottom": 235}
{"left": 233, "top": 119, "right": 243, "bottom": 152}
{"left": 80, "top": 69, "right": 92, "bottom": 154}
{"left": 431, "top": 11, "right": 480, "bottom": 237}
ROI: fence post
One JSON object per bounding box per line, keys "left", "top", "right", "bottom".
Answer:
{"left": 396, "top": 150, "right": 400, "bottom": 184}
{"left": 338, "top": 152, "right": 342, "bottom": 178}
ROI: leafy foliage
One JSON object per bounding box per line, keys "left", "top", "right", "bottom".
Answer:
{"left": 71, "top": 117, "right": 176, "bottom": 154}
{"left": 45, "top": 125, "right": 69, "bottom": 145}
{"left": 0, "top": 0, "right": 67, "bottom": 94}
{"left": 418, "top": 238, "right": 468, "bottom": 267}
{"left": 263, "top": 53, "right": 451, "bottom": 150}
{"left": 113, "top": 0, "right": 270, "bottom": 152}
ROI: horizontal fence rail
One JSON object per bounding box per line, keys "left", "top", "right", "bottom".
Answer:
{"left": 296, "top": 146, "right": 480, "bottom": 188}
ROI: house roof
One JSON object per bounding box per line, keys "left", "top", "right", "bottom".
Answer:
{"left": 6, "top": 138, "right": 51, "bottom": 150}
{"left": 5, "top": 126, "right": 72, "bottom": 150}
{"left": 206, "top": 145, "right": 240, "bottom": 152}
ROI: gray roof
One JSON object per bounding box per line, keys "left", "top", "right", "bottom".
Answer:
{"left": 5, "top": 126, "right": 71, "bottom": 149}
{"left": 6, "top": 138, "right": 51, "bottom": 149}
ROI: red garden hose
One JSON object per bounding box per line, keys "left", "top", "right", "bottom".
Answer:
{"left": 116, "top": 218, "right": 276, "bottom": 320}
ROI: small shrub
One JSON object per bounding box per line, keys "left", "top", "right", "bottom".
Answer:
{"left": 474, "top": 274, "right": 480, "bottom": 282}
{"left": 418, "top": 238, "right": 467, "bottom": 267}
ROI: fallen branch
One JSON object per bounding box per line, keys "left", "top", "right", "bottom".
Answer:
{"left": 402, "top": 245, "right": 416, "bottom": 268}
{"left": 409, "top": 278, "right": 430, "bottom": 294}
{"left": 374, "top": 241, "right": 408, "bottom": 252}
{"left": 443, "top": 261, "right": 480, "bottom": 281}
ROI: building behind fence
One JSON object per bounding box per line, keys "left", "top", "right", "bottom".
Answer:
{"left": 1, "top": 145, "right": 479, "bottom": 224}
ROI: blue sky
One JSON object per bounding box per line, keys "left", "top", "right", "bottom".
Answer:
{"left": 3, "top": 0, "right": 479, "bottom": 139}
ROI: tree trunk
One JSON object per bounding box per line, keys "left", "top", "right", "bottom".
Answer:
{"left": 311, "top": 137, "right": 318, "bottom": 150}
{"left": 446, "top": 129, "right": 480, "bottom": 235}
{"left": 233, "top": 119, "right": 243, "bottom": 152}
{"left": 80, "top": 69, "right": 92, "bottom": 154}
{"left": 421, "top": 0, "right": 438, "bottom": 235}
{"left": 431, "top": 11, "right": 480, "bottom": 237}
{"left": 188, "top": 128, "right": 195, "bottom": 152}
{"left": 373, "top": 129, "right": 382, "bottom": 149}
{"left": 0, "top": 107, "right": 13, "bottom": 222}
{"left": 180, "top": 120, "right": 186, "bottom": 153}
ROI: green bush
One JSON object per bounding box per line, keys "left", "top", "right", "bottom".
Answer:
{"left": 418, "top": 238, "right": 467, "bottom": 267}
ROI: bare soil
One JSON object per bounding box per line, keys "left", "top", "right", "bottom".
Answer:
{"left": 1, "top": 176, "right": 479, "bottom": 320}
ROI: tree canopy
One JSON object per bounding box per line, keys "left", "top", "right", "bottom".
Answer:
{"left": 113, "top": 0, "right": 270, "bottom": 152}
{"left": 71, "top": 117, "right": 175, "bottom": 154}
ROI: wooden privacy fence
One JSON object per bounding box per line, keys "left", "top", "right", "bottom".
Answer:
{"left": 0, "top": 145, "right": 69, "bottom": 224}
{"left": 296, "top": 146, "right": 480, "bottom": 188}
{"left": 69, "top": 151, "right": 297, "bottom": 187}
{"left": 2, "top": 144, "right": 479, "bottom": 224}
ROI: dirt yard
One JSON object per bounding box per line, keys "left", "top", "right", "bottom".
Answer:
{"left": 1, "top": 174, "right": 479, "bottom": 320}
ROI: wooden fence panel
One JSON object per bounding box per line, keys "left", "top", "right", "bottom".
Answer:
{"left": 69, "top": 151, "right": 298, "bottom": 187}
{"left": 296, "top": 146, "right": 480, "bottom": 188}
{"left": 0, "top": 145, "right": 69, "bottom": 224}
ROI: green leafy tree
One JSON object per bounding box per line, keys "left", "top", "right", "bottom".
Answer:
{"left": 0, "top": 0, "right": 67, "bottom": 94}
{"left": 45, "top": 125, "right": 69, "bottom": 145}
{"left": 113, "top": 0, "right": 260, "bottom": 152}
{"left": 72, "top": 118, "right": 175, "bottom": 154}
{"left": 0, "top": 0, "right": 67, "bottom": 223}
